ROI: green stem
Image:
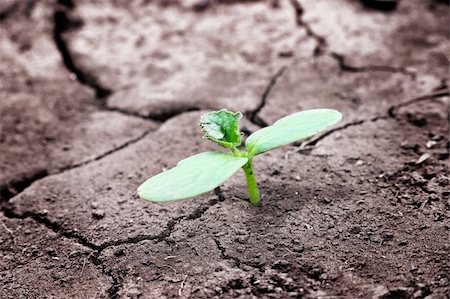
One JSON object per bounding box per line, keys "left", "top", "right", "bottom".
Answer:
{"left": 230, "top": 147, "right": 260, "bottom": 205}
{"left": 230, "top": 146, "right": 241, "bottom": 157}
{"left": 242, "top": 158, "right": 260, "bottom": 206}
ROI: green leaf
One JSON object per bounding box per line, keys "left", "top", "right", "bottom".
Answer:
{"left": 199, "top": 109, "right": 243, "bottom": 148}
{"left": 246, "top": 109, "right": 342, "bottom": 155}
{"left": 137, "top": 152, "right": 248, "bottom": 202}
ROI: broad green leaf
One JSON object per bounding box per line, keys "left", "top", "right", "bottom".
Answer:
{"left": 246, "top": 109, "right": 342, "bottom": 155}
{"left": 137, "top": 152, "right": 248, "bottom": 202}
{"left": 199, "top": 109, "right": 243, "bottom": 148}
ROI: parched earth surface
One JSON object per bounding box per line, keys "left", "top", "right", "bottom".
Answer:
{"left": 0, "top": 0, "right": 449, "bottom": 298}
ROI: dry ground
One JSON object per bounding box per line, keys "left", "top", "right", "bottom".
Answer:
{"left": 0, "top": 0, "right": 449, "bottom": 298}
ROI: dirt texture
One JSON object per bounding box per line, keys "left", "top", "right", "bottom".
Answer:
{"left": 0, "top": 0, "right": 449, "bottom": 298}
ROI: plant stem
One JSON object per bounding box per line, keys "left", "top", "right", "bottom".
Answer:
{"left": 230, "top": 146, "right": 241, "bottom": 157}
{"left": 230, "top": 146, "right": 260, "bottom": 205}
{"left": 242, "top": 158, "right": 260, "bottom": 205}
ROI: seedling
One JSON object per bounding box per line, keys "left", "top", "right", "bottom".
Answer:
{"left": 138, "top": 109, "right": 342, "bottom": 205}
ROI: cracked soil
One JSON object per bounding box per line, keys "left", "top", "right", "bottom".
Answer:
{"left": 0, "top": 0, "right": 449, "bottom": 298}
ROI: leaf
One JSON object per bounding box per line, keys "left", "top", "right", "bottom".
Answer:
{"left": 137, "top": 152, "right": 248, "bottom": 202}
{"left": 199, "top": 109, "right": 243, "bottom": 148}
{"left": 246, "top": 109, "right": 342, "bottom": 155}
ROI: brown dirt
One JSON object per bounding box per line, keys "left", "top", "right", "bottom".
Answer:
{"left": 0, "top": 0, "right": 449, "bottom": 298}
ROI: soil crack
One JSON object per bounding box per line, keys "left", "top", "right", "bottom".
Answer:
{"left": 106, "top": 272, "right": 122, "bottom": 299}
{"left": 1, "top": 207, "right": 101, "bottom": 251}
{"left": 213, "top": 237, "right": 265, "bottom": 272}
{"left": 57, "top": 128, "right": 154, "bottom": 172}
{"left": 97, "top": 215, "right": 185, "bottom": 249}
{"left": 53, "top": 3, "right": 202, "bottom": 123}
{"left": 107, "top": 106, "right": 204, "bottom": 123}
{"left": 388, "top": 89, "right": 449, "bottom": 117}
{"left": 298, "top": 89, "right": 449, "bottom": 150}
{"left": 80, "top": 189, "right": 224, "bottom": 296}
{"left": 298, "top": 116, "right": 386, "bottom": 150}
{"left": 288, "top": 0, "right": 327, "bottom": 56}
{"left": 330, "top": 52, "right": 416, "bottom": 78}
{"left": 287, "top": 1, "right": 414, "bottom": 77}
{"left": 1, "top": 205, "right": 121, "bottom": 298}
{"left": 213, "top": 238, "right": 242, "bottom": 267}
{"left": 53, "top": 4, "right": 111, "bottom": 99}
{"left": 1, "top": 170, "right": 49, "bottom": 203}
{"left": 98, "top": 187, "right": 225, "bottom": 248}
{"left": 0, "top": 128, "right": 155, "bottom": 203}
{"left": 246, "top": 67, "right": 287, "bottom": 128}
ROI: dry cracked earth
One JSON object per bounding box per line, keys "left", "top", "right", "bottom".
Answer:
{"left": 0, "top": 0, "right": 449, "bottom": 298}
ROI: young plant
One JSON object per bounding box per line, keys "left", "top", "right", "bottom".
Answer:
{"left": 138, "top": 109, "right": 342, "bottom": 205}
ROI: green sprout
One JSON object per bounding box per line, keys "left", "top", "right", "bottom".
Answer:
{"left": 137, "top": 109, "right": 342, "bottom": 205}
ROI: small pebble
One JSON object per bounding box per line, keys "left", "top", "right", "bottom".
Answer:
{"left": 426, "top": 140, "right": 437, "bottom": 148}
{"left": 416, "top": 153, "right": 430, "bottom": 165}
